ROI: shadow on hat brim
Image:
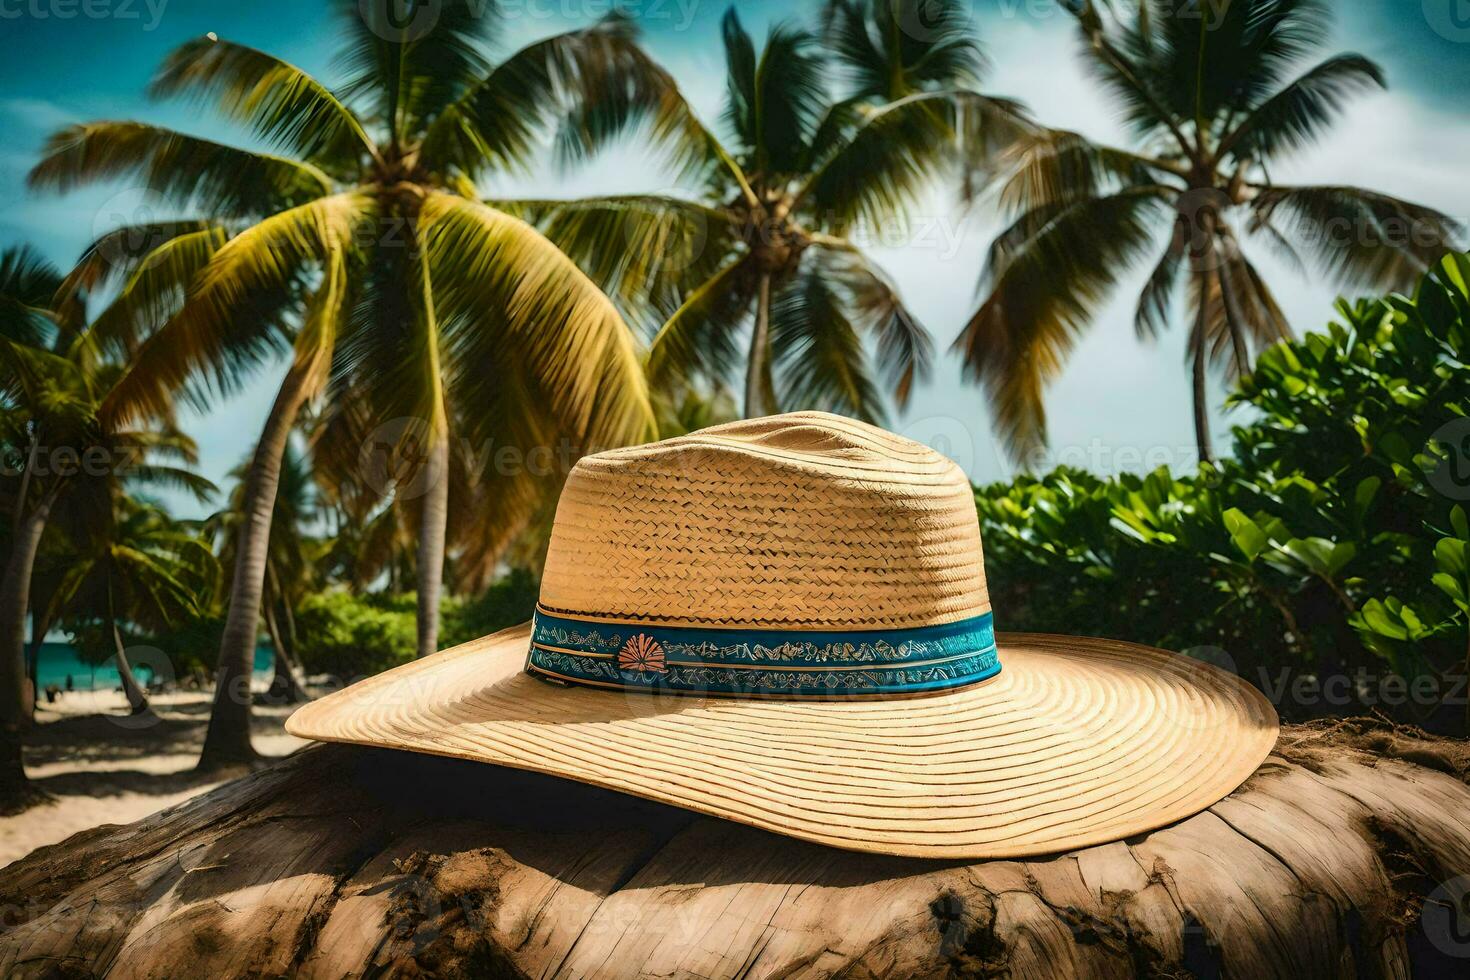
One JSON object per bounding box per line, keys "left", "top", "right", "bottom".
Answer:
{"left": 286, "top": 622, "right": 1278, "bottom": 860}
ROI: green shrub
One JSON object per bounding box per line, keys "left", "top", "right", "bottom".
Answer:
{"left": 442, "top": 568, "right": 539, "bottom": 646}
{"left": 977, "top": 253, "right": 1470, "bottom": 730}
{"left": 293, "top": 591, "right": 419, "bottom": 679}
{"left": 292, "top": 569, "right": 540, "bottom": 679}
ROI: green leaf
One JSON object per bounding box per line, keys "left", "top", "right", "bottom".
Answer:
{"left": 1278, "top": 537, "right": 1355, "bottom": 577}
{"left": 1352, "top": 476, "right": 1381, "bottom": 524}
{"left": 1434, "top": 537, "right": 1467, "bottom": 576}
{"left": 1223, "top": 508, "right": 1267, "bottom": 561}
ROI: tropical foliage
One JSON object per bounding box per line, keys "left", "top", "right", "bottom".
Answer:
{"left": 3, "top": 0, "right": 1468, "bottom": 823}
{"left": 957, "top": 0, "right": 1461, "bottom": 460}
{"left": 1, "top": 245, "right": 215, "bottom": 802}
{"left": 48, "top": 497, "right": 217, "bottom": 716}
{"left": 293, "top": 569, "right": 537, "bottom": 679}
{"left": 523, "top": 1, "right": 1026, "bottom": 421}
{"left": 977, "top": 254, "right": 1470, "bottom": 729}
{"left": 27, "top": 0, "right": 667, "bottom": 766}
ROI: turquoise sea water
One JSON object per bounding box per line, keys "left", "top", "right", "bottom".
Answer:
{"left": 33, "top": 642, "right": 274, "bottom": 692}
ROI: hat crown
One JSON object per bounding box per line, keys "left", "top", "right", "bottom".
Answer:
{"left": 538, "top": 412, "right": 990, "bottom": 630}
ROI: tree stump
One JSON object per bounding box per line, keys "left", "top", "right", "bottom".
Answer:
{"left": 2, "top": 720, "right": 1469, "bottom": 978}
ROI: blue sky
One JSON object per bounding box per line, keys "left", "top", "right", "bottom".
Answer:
{"left": 2, "top": 0, "right": 1468, "bottom": 514}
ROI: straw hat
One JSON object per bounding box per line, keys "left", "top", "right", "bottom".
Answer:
{"left": 287, "top": 412, "right": 1277, "bottom": 858}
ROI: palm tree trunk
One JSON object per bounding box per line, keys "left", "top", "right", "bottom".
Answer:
{"left": 0, "top": 501, "right": 48, "bottom": 808}
{"left": 744, "top": 273, "right": 773, "bottom": 418}
{"left": 262, "top": 602, "right": 306, "bottom": 704}
{"left": 111, "top": 621, "right": 151, "bottom": 717}
{"left": 1191, "top": 277, "right": 1215, "bottom": 465}
{"left": 280, "top": 587, "right": 300, "bottom": 658}
{"left": 198, "top": 360, "right": 313, "bottom": 771}
{"left": 25, "top": 603, "right": 51, "bottom": 722}
{"left": 415, "top": 432, "right": 450, "bottom": 659}
{"left": 1211, "top": 237, "right": 1253, "bottom": 377}
{"left": 263, "top": 564, "right": 307, "bottom": 703}
{"left": 274, "top": 621, "right": 309, "bottom": 686}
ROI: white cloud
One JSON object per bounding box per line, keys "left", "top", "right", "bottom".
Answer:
{"left": 0, "top": 97, "right": 79, "bottom": 132}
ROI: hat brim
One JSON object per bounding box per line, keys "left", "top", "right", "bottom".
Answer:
{"left": 286, "top": 623, "right": 1278, "bottom": 859}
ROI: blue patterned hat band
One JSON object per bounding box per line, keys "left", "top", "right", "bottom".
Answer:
{"left": 524, "top": 607, "right": 1001, "bottom": 699}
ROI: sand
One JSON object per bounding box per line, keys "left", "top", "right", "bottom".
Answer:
{"left": 0, "top": 689, "right": 308, "bottom": 869}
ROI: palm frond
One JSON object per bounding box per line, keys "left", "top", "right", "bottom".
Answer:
{"left": 547, "top": 14, "right": 735, "bottom": 186}
{"left": 0, "top": 245, "right": 65, "bottom": 348}
{"left": 770, "top": 265, "right": 883, "bottom": 422}
{"left": 722, "top": 10, "right": 827, "bottom": 174}
{"left": 150, "top": 35, "right": 374, "bottom": 172}
{"left": 1074, "top": 4, "right": 1184, "bottom": 146}
{"left": 646, "top": 256, "right": 753, "bottom": 392}
{"left": 1248, "top": 184, "right": 1463, "bottom": 290}
{"left": 1143, "top": 0, "right": 1330, "bottom": 133}
{"left": 77, "top": 226, "right": 230, "bottom": 362}
{"left": 100, "top": 192, "right": 371, "bottom": 425}
{"left": 124, "top": 463, "right": 218, "bottom": 503}
{"left": 418, "top": 192, "right": 655, "bottom": 448}
{"left": 824, "top": 0, "right": 986, "bottom": 101}
{"left": 1219, "top": 54, "right": 1383, "bottom": 162}
{"left": 821, "top": 247, "right": 931, "bottom": 408}
{"left": 59, "top": 219, "right": 217, "bottom": 303}
{"left": 957, "top": 186, "right": 1171, "bottom": 458}
{"left": 28, "top": 122, "right": 332, "bottom": 217}
{"left": 336, "top": 0, "right": 493, "bottom": 145}
{"left": 802, "top": 89, "right": 1029, "bottom": 232}
{"left": 995, "top": 128, "right": 1181, "bottom": 214}
{"left": 501, "top": 195, "right": 736, "bottom": 329}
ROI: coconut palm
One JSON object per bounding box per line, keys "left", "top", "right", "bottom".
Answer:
{"left": 521, "top": 5, "right": 1027, "bottom": 421}
{"left": 28, "top": 0, "right": 669, "bottom": 767}
{"left": 1, "top": 313, "right": 213, "bottom": 807}
{"left": 956, "top": 0, "right": 1462, "bottom": 461}
{"left": 46, "top": 497, "right": 217, "bottom": 717}
{"left": 205, "top": 445, "right": 317, "bottom": 703}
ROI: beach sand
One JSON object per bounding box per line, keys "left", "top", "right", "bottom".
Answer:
{"left": 0, "top": 690, "right": 308, "bottom": 869}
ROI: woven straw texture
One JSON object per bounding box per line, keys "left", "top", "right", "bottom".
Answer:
{"left": 286, "top": 625, "right": 1278, "bottom": 858}
{"left": 289, "top": 412, "right": 1279, "bottom": 858}
{"left": 539, "top": 412, "right": 988, "bottom": 628}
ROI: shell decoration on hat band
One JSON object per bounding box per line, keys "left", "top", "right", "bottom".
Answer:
{"left": 522, "top": 412, "right": 1002, "bottom": 700}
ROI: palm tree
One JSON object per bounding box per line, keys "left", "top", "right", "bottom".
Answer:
{"left": 522, "top": 5, "right": 1027, "bottom": 421}
{"left": 28, "top": 1, "right": 668, "bottom": 768}
{"left": 47, "top": 497, "right": 217, "bottom": 718}
{"left": 956, "top": 0, "right": 1462, "bottom": 461}
{"left": 1, "top": 302, "right": 213, "bottom": 807}
{"left": 205, "top": 445, "right": 317, "bottom": 703}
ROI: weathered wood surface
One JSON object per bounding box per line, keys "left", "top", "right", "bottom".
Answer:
{"left": 2, "top": 719, "right": 1470, "bottom": 979}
